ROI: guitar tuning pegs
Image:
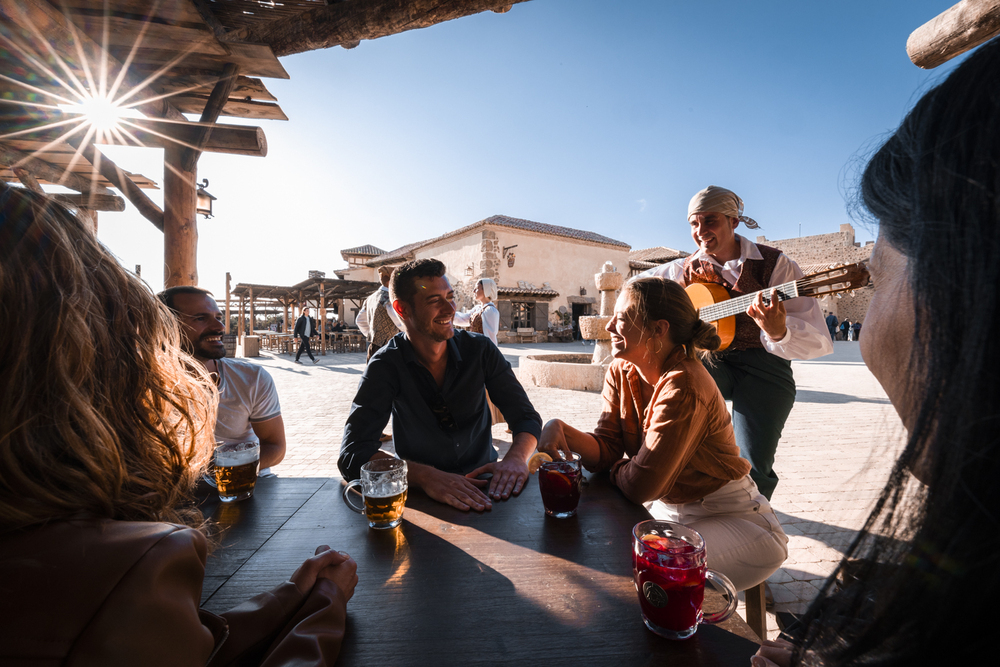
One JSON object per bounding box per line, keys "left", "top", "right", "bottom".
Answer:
{"left": 835, "top": 293, "right": 843, "bottom": 299}
{"left": 850, "top": 290, "right": 857, "bottom": 297}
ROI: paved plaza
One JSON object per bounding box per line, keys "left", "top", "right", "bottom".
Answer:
{"left": 250, "top": 339, "right": 904, "bottom": 639}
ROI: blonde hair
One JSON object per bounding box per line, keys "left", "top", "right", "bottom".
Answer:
{"left": 0, "top": 187, "right": 217, "bottom": 532}
{"left": 623, "top": 276, "right": 721, "bottom": 360}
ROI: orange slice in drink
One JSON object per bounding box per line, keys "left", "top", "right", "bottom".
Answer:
{"left": 527, "top": 452, "right": 553, "bottom": 474}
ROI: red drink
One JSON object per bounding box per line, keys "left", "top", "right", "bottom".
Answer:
{"left": 538, "top": 454, "right": 582, "bottom": 518}
{"left": 633, "top": 534, "right": 706, "bottom": 637}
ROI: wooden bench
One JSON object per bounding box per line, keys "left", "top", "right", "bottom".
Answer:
{"left": 516, "top": 327, "right": 535, "bottom": 343}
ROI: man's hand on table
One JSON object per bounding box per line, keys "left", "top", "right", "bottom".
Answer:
{"left": 290, "top": 546, "right": 358, "bottom": 602}
{"left": 411, "top": 463, "right": 492, "bottom": 512}
{"left": 466, "top": 431, "right": 535, "bottom": 501}
{"left": 466, "top": 456, "right": 528, "bottom": 501}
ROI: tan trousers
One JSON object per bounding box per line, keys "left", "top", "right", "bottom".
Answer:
{"left": 650, "top": 476, "right": 788, "bottom": 591}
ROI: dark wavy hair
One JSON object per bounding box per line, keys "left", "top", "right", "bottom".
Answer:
{"left": 794, "top": 38, "right": 1000, "bottom": 665}
{"left": 389, "top": 258, "right": 446, "bottom": 307}
{"left": 0, "top": 186, "right": 217, "bottom": 533}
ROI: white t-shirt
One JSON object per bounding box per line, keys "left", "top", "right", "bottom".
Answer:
{"left": 215, "top": 357, "right": 281, "bottom": 446}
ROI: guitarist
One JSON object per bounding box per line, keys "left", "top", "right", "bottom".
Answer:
{"left": 638, "top": 186, "right": 832, "bottom": 499}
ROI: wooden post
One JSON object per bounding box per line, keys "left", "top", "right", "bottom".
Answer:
{"left": 238, "top": 297, "right": 245, "bottom": 342}
{"left": 249, "top": 286, "right": 256, "bottom": 334}
{"left": 225, "top": 272, "right": 231, "bottom": 334}
{"left": 319, "top": 281, "right": 327, "bottom": 355}
{"left": 283, "top": 299, "right": 290, "bottom": 334}
{"left": 163, "top": 145, "right": 198, "bottom": 287}
{"left": 907, "top": 0, "right": 1000, "bottom": 69}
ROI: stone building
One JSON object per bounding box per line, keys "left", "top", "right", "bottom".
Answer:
{"left": 756, "top": 223, "right": 874, "bottom": 326}
{"left": 339, "top": 215, "right": 630, "bottom": 343}
{"left": 336, "top": 245, "right": 387, "bottom": 283}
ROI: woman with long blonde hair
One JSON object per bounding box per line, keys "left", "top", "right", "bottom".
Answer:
{"left": 0, "top": 185, "right": 356, "bottom": 666}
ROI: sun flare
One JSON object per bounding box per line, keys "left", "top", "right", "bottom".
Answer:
{"left": 62, "top": 96, "right": 125, "bottom": 134}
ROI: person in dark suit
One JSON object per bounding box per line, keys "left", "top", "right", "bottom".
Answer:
{"left": 293, "top": 308, "right": 318, "bottom": 364}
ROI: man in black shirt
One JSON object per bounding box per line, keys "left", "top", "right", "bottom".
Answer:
{"left": 339, "top": 259, "right": 542, "bottom": 511}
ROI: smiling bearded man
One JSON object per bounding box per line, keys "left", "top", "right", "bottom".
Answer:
{"left": 339, "top": 258, "right": 542, "bottom": 512}
{"left": 636, "top": 186, "right": 832, "bottom": 500}
{"left": 158, "top": 286, "right": 287, "bottom": 474}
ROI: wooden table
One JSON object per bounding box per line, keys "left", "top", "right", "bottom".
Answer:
{"left": 199, "top": 474, "right": 760, "bottom": 666}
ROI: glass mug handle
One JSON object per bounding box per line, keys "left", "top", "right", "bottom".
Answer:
{"left": 342, "top": 479, "right": 365, "bottom": 513}
{"left": 701, "top": 569, "right": 739, "bottom": 625}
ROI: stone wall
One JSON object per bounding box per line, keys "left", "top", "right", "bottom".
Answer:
{"left": 757, "top": 223, "right": 874, "bottom": 324}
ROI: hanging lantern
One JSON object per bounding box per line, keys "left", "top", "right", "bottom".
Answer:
{"left": 196, "top": 178, "right": 217, "bottom": 219}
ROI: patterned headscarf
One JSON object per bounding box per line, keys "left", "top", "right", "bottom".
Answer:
{"left": 687, "top": 185, "right": 760, "bottom": 230}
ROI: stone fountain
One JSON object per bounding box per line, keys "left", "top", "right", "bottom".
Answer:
{"left": 520, "top": 262, "right": 624, "bottom": 391}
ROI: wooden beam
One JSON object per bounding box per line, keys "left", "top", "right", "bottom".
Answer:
{"left": 225, "top": 272, "right": 231, "bottom": 335}
{"left": 187, "top": 0, "right": 230, "bottom": 41}
{"left": 49, "top": 193, "right": 126, "bottom": 212}
{"left": 12, "top": 166, "right": 43, "bottom": 192}
{"left": 65, "top": 136, "right": 165, "bottom": 231}
{"left": 908, "top": 0, "right": 1000, "bottom": 69}
{"left": 181, "top": 63, "right": 241, "bottom": 172}
{"left": 168, "top": 96, "right": 288, "bottom": 121}
{"left": 224, "top": 0, "right": 532, "bottom": 58}
{"left": 163, "top": 145, "right": 198, "bottom": 287}
{"left": 5, "top": 111, "right": 268, "bottom": 157}
{"left": 0, "top": 0, "right": 187, "bottom": 121}
{"left": 158, "top": 75, "right": 278, "bottom": 102}
{"left": 0, "top": 142, "right": 111, "bottom": 195}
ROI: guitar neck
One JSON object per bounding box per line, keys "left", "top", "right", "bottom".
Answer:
{"left": 698, "top": 280, "right": 800, "bottom": 322}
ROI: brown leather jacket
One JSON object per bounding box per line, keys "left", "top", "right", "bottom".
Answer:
{"left": 0, "top": 519, "right": 347, "bottom": 666}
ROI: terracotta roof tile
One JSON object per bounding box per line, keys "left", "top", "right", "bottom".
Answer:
{"left": 629, "top": 246, "right": 689, "bottom": 262}
{"left": 341, "top": 244, "right": 387, "bottom": 257}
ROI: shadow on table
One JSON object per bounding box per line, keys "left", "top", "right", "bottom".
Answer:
{"left": 204, "top": 477, "right": 758, "bottom": 665}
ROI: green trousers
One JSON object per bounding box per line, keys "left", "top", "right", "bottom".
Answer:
{"left": 705, "top": 348, "right": 796, "bottom": 500}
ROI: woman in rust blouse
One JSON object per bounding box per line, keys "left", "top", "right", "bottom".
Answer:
{"left": 539, "top": 276, "right": 787, "bottom": 590}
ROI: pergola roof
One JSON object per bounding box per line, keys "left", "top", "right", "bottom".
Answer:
{"left": 1, "top": 0, "right": 530, "bottom": 229}
{"left": 231, "top": 278, "right": 378, "bottom": 303}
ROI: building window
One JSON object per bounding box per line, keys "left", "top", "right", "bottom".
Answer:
{"left": 511, "top": 302, "right": 534, "bottom": 329}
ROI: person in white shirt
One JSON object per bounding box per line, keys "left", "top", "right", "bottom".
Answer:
{"left": 158, "top": 287, "right": 287, "bottom": 475}
{"left": 453, "top": 278, "right": 500, "bottom": 345}
{"left": 638, "top": 186, "right": 832, "bottom": 499}
{"left": 357, "top": 266, "right": 404, "bottom": 362}
{"left": 454, "top": 278, "right": 504, "bottom": 425}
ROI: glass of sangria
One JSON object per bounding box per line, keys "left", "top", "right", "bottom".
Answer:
{"left": 538, "top": 452, "right": 582, "bottom": 518}
{"left": 631, "top": 520, "right": 738, "bottom": 639}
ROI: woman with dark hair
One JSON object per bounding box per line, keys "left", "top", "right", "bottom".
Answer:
{"left": 753, "top": 36, "right": 1000, "bottom": 667}
{"left": 539, "top": 276, "right": 787, "bottom": 590}
{"left": 0, "top": 186, "right": 357, "bottom": 666}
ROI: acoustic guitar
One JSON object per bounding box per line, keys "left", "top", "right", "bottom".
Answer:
{"left": 684, "top": 262, "right": 870, "bottom": 351}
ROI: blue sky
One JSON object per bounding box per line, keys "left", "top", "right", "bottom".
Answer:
{"left": 94, "top": 0, "right": 961, "bottom": 296}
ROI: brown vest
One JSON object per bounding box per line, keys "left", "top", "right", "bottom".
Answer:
{"left": 682, "top": 243, "right": 781, "bottom": 351}
{"left": 469, "top": 303, "right": 494, "bottom": 334}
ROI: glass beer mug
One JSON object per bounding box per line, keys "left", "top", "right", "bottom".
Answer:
{"left": 213, "top": 441, "right": 260, "bottom": 503}
{"left": 632, "top": 520, "right": 739, "bottom": 640}
{"left": 342, "top": 458, "right": 408, "bottom": 529}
